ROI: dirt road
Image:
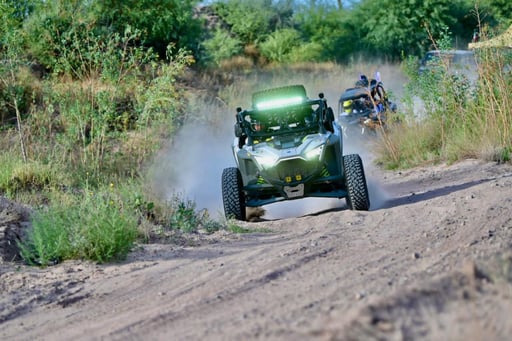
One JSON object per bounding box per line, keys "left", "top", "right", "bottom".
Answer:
{"left": 1, "top": 159, "right": 512, "bottom": 340}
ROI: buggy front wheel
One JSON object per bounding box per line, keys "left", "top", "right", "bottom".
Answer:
{"left": 221, "top": 167, "right": 246, "bottom": 221}
{"left": 343, "top": 154, "right": 370, "bottom": 210}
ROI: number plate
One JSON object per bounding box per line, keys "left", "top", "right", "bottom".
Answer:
{"left": 284, "top": 183, "right": 304, "bottom": 198}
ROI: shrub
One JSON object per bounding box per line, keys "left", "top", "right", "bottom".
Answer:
{"left": 259, "top": 28, "right": 302, "bottom": 63}
{"left": 19, "top": 186, "right": 138, "bottom": 266}
{"left": 165, "top": 195, "right": 223, "bottom": 234}
{"left": 201, "top": 28, "right": 243, "bottom": 66}
{"left": 287, "top": 42, "right": 324, "bottom": 63}
{"left": 380, "top": 29, "right": 512, "bottom": 169}
{"left": 0, "top": 154, "right": 68, "bottom": 198}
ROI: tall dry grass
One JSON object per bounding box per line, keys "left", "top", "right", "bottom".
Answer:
{"left": 377, "top": 46, "right": 511, "bottom": 168}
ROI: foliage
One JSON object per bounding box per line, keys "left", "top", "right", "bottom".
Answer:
{"left": 5, "top": 31, "right": 192, "bottom": 182}
{"left": 259, "top": 28, "right": 303, "bottom": 63}
{"left": 0, "top": 156, "right": 63, "bottom": 197}
{"left": 287, "top": 42, "right": 325, "bottom": 63}
{"left": 90, "top": 0, "right": 202, "bottom": 58}
{"left": 0, "top": 0, "right": 37, "bottom": 23}
{"left": 200, "top": 28, "right": 243, "bottom": 66}
{"left": 213, "top": 0, "right": 281, "bottom": 45}
{"left": 203, "top": 0, "right": 301, "bottom": 65}
{"left": 166, "top": 195, "right": 223, "bottom": 234}
{"left": 357, "top": 0, "right": 460, "bottom": 58}
{"left": 0, "top": 0, "right": 218, "bottom": 267}
{"left": 21, "top": 1, "right": 88, "bottom": 72}
{"left": 476, "top": 0, "right": 512, "bottom": 28}
{"left": 19, "top": 186, "right": 139, "bottom": 266}
{"left": 169, "top": 198, "right": 198, "bottom": 233}
{"left": 378, "top": 28, "right": 512, "bottom": 168}
{"left": 135, "top": 45, "right": 194, "bottom": 129}
{"left": 293, "top": 1, "right": 352, "bottom": 62}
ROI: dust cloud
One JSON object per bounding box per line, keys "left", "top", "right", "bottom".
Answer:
{"left": 149, "top": 64, "right": 405, "bottom": 220}
{"left": 148, "top": 122, "right": 234, "bottom": 219}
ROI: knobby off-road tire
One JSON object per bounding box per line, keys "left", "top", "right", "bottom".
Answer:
{"left": 343, "top": 154, "right": 370, "bottom": 211}
{"left": 221, "top": 167, "right": 246, "bottom": 221}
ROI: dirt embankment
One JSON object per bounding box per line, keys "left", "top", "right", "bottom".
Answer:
{"left": 1, "top": 159, "right": 512, "bottom": 340}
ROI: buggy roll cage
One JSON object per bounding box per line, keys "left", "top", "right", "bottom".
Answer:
{"left": 234, "top": 96, "right": 332, "bottom": 143}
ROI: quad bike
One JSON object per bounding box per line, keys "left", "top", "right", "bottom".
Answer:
{"left": 221, "top": 85, "right": 370, "bottom": 221}
{"left": 338, "top": 75, "right": 396, "bottom": 138}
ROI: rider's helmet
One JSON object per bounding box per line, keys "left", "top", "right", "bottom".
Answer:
{"left": 355, "top": 74, "right": 369, "bottom": 87}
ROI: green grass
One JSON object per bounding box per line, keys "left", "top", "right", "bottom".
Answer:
{"left": 19, "top": 187, "right": 138, "bottom": 266}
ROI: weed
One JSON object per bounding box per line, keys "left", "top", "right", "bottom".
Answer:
{"left": 169, "top": 198, "right": 198, "bottom": 233}
{"left": 202, "top": 219, "right": 224, "bottom": 234}
{"left": 18, "top": 186, "right": 138, "bottom": 266}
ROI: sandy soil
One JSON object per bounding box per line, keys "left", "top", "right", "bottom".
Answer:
{"left": 1, "top": 158, "right": 512, "bottom": 340}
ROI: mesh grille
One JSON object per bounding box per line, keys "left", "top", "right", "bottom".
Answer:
{"left": 270, "top": 158, "right": 318, "bottom": 181}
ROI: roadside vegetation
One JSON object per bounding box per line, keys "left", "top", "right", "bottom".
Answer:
{"left": 377, "top": 28, "right": 512, "bottom": 168}
{"left": 0, "top": 0, "right": 510, "bottom": 265}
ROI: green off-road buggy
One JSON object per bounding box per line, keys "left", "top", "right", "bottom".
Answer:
{"left": 221, "top": 85, "right": 370, "bottom": 221}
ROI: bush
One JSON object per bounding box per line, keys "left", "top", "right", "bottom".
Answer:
{"left": 213, "top": 1, "right": 272, "bottom": 45}
{"left": 288, "top": 42, "right": 324, "bottom": 63}
{"left": 259, "top": 28, "right": 303, "bottom": 63}
{"left": 19, "top": 186, "right": 139, "bottom": 265}
{"left": 201, "top": 28, "right": 243, "bottom": 66}
{"left": 0, "top": 154, "right": 68, "bottom": 198}
{"left": 378, "top": 33, "right": 512, "bottom": 169}
{"left": 165, "top": 195, "right": 222, "bottom": 234}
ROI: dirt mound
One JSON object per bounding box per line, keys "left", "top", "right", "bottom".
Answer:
{"left": 0, "top": 197, "right": 31, "bottom": 263}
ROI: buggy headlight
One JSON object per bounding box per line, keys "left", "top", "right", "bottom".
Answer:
{"left": 253, "top": 153, "right": 279, "bottom": 168}
{"left": 305, "top": 145, "right": 323, "bottom": 160}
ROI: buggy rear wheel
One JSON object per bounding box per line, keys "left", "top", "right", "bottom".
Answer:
{"left": 343, "top": 154, "right": 370, "bottom": 210}
{"left": 222, "top": 167, "right": 246, "bottom": 221}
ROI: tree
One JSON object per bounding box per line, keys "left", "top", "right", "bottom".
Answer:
{"left": 355, "top": 0, "right": 464, "bottom": 58}
{"left": 1, "top": 0, "right": 38, "bottom": 23}
{"left": 93, "top": 0, "right": 202, "bottom": 58}
{"left": 259, "top": 28, "right": 303, "bottom": 63}
{"left": 212, "top": 0, "right": 274, "bottom": 45}
{"left": 293, "top": 1, "right": 353, "bottom": 62}
{"left": 201, "top": 27, "right": 243, "bottom": 65}
{"left": 476, "top": 0, "right": 512, "bottom": 28}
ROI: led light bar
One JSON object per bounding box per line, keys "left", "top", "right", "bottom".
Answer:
{"left": 255, "top": 96, "right": 305, "bottom": 110}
